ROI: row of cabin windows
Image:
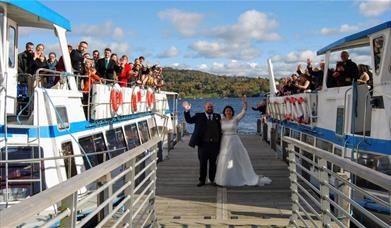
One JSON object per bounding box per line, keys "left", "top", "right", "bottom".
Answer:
{"left": 61, "top": 119, "right": 158, "bottom": 174}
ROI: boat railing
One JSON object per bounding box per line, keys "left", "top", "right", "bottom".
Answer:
{"left": 0, "top": 136, "right": 161, "bottom": 227}
{"left": 33, "top": 68, "right": 171, "bottom": 120}
{"left": 284, "top": 136, "right": 391, "bottom": 228}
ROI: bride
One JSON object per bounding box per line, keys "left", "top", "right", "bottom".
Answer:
{"left": 215, "top": 95, "right": 272, "bottom": 187}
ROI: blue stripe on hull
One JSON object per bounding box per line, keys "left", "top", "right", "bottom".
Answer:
{"left": 1, "top": 112, "right": 155, "bottom": 138}
{"left": 269, "top": 119, "right": 391, "bottom": 155}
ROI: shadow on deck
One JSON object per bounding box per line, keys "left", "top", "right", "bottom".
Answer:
{"left": 156, "top": 134, "right": 291, "bottom": 227}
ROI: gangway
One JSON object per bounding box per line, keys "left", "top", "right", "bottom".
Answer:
{"left": 0, "top": 133, "right": 390, "bottom": 227}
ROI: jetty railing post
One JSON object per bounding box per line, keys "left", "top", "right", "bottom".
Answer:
{"left": 288, "top": 145, "right": 299, "bottom": 227}
{"left": 128, "top": 159, "right": 137, "bottom": 227}
{"left": 97, "top": 174, "right": 111, "bottom": 222}
{"left": 338, "top": 172, "right": 351, "bottom": 228}
{"left": 123, "top": 160, "right": 134, "bottom": 227}
{"left": 151, "top": 146, "right": 158, "bottom": 226}
{"left": 60, "top": 192, "right": 77, "bottom": 228}
{"left": 318, "top": 158, "right": 331, "bottom": 226}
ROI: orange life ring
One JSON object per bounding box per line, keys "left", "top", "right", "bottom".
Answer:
{"left": 132, "top": 93, "right": 138, "bottom": 112}
{"left": 110, "top": 89, "right": 123, "bottom": 112}
{"left": 147, "top": 90, "right": 155, "bottom": 108}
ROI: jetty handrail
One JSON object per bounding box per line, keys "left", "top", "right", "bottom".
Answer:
{"left": 284, "top": 136, "right": 391, "bottom": 228}
{"left": 0, "top": 136, "right": 161, "bottom": 227}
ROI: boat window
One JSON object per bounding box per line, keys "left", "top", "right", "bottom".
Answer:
{"left": 55, "top": 106, "right": 69, "bottom": 130}
{"left": 335, "top": 107, "right": 344, "bottom": 135}
{"left": 148, "top": 117, "right": 158, "bottom": 138}
{"left": 105, "top": 128, "right": 127, "bottom": 158}
{"left": 124, "top": 123, "right": 141, "bottom": 149}
{"left": 0, "top": 147, "right": 45, "bottom": 201}
{"left": 316, "top": 138, "right": 332, "bottom": 152}
{"left": 302, "top": 134, "right": 314, "bottom": 145}
{"left": 61, "top": 142, "right": 77, "bottom": 178}
{"left": 291, "top": 130, "right": 300, "bottom": 140}
{"left": 79, "top": 133, "right": 107, "bottom": 169}
{"left": 284, "top": 128, "right": 290, "bottom": 137}
{"left": 373, "top": 36, "right": 384, "bottom": 75}
{"left": 8, "top": 26, "right": 16, "bottom": 68}
{"left": 356, "top": 153, "right": 390, "bottom": 192}
{"left": 138, "top": 120, "right": 150, "bottom": 144}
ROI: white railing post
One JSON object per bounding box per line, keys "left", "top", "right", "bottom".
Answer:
{"left": 151, "top": 147, "right": 158, "bottom": 226}
{"left": 126, "top": 159, "right": 136, "bottom": 227}
{"left": 60, "top": 192, "right": 77, "bottom": 228}
{"left": 288, "top": 145, "right": 299, "bottom": 227}
{"left": 318, "top": 158, "right": 331, "bottom": 227}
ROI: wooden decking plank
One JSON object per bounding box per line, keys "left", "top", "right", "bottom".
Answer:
{"left": 156, "top": 134, "right": 292, "bottom": 227}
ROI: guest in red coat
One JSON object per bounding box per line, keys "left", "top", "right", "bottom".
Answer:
{"left": 118, "top": 55, "right": 132, "bottom": 87}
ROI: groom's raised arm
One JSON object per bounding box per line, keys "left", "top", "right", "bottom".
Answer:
{"left": 184, "top": 110, "right": 196, "bottom": 124}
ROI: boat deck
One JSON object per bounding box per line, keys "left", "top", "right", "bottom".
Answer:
{"left": 156, "top": 134, "right": 292, "bottom": 227}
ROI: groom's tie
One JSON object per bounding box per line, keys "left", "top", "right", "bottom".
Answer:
{"left": 208, "top": 114, "right": 212, "bottom": 120}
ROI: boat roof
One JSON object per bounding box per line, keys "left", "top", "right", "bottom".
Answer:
{"left": 317, "top": 21, "right": 391, "bottom": 55}
{"left": 0, "top": 0, "right": 71, "bottom": 31}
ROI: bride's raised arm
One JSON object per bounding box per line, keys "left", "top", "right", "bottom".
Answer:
{"left": 236, "top": 95, "right": 247, "bottom": 121}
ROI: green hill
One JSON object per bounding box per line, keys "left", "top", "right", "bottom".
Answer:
{"left": 162, "top": 68, "right": 269, "bottom": 98}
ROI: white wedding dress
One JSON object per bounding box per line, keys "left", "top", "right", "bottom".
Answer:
{"left": 215, "top": 108, "right": 272, "bottom": 187}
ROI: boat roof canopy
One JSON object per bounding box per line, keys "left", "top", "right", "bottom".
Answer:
{"left": 0, "top": 0, "right": 71, "bottom": 31}
{"left": 317, "top": 21, "right": 391, "bottom": 55}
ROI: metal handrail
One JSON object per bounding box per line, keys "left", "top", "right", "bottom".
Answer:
{"left": 285, "top": 136, "right": 391, "bottom": 228}
{"left": 0, "top": 136, "right": 160, "bottom": 227}
{"left": 285, "top": 137, "right": 391, "bottom": 190}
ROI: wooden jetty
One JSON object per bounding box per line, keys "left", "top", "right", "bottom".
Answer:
{"left": 156, "top": 134, "right": 292, "bottom": 227}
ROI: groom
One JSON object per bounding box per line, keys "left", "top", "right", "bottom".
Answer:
{"left": 183, "top": 101, "right": 222, "bottom": 187}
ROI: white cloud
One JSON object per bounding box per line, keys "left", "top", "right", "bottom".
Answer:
{"left": 160, "top": 9, "right": 280, "bottom": 60}
{"left": 358, "top": 0, "right": 391, "bottom": 17}
{"left": 189, "top": 40, "right": 261, "bottom": 60}
{"left": 189, "top": 41, "right": 226, "bottom": 58}
{"left": 210, "top": 10, "right": 281, "bottom": 42}
{"left": 271, "top": 50, "right": 318, "bottom": 63}
{"left": 79, "top": 36, "right": 130, "bottom": 55}
{"left": 320, "top": 23, "right": 361, "bottom": 36}
{"left": 157, "top": 46, "right": 179, "bottom": 58}
{"left": 72, "top": 21, "right": 127, "bottom": 39}
{"left": 158, "top": 9, "right": 205, "bottom": 37}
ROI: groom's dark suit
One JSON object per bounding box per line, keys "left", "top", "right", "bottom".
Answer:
{"left": 184, "top": 111, "right": 222, "bottom": 184}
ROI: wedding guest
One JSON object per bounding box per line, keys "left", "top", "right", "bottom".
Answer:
{"left": 96, "top": 48, "right": 121, "bottom": 81}
{"left": 46, "top": 52, "right": 58, "bottom": 87}
{"left": 18, "top": 42, "right": 34, "bottom": 74}
{"left": 118, "top": 55, "right": 132, "bottom": 87}
{"left": 70, "top": 41, "right": 88, "bottom": 74}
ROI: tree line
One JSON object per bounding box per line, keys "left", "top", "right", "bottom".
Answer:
{"left": 162, "top": 68, "right": 269, "bottom": 98}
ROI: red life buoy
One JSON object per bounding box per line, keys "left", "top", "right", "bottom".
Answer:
{"left": 132, "top": 87, "right": 141, "bottom": 112}
{"left": 110, "top": 89, "right": 123, "bottom": 112}
{"left": 132, "top": 95, "right": 137, "bottom": 112}
{"left": 147, "top": 90, "right": 155, "bottom": 108}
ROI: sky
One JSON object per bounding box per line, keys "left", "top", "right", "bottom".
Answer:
{"left": 19, "top": 0, "right": 391, "bottom": 78}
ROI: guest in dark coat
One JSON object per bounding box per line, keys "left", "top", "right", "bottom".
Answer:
{"left": 183, "top": 101, "right": 222, "bottom": 187}
{"left": 18, "top": 42, "right": 34, "bottom": 74}
{"left": 70, "top": 41, "right": 88, "bottom": 74}
{"left": 96, "top": 48, "right": 122, "bottom": 81}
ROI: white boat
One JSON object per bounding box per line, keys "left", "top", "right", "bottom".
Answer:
{"left": 265, "top": 21, "right": 391, "bottom": 226}
{"left": 0, "top": 0, "right": 179, "bottom": 208}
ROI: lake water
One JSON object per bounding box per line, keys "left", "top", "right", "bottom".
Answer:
{"left": 176, "top": 97, "right": 265, "bottom": 134}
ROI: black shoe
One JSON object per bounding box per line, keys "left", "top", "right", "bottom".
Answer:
{"left": 197, "top": 182, "right": 205, "bottom": 187}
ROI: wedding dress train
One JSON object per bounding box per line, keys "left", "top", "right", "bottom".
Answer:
{"left": 215, "top": 108, "right": 272, "bottom": 187}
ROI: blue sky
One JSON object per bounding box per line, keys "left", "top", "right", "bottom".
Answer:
{"left": 20, "top": 0, "right": 391, "bottom": 77}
